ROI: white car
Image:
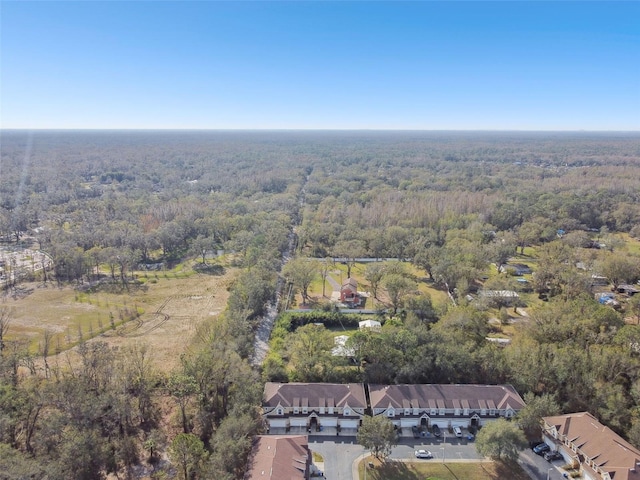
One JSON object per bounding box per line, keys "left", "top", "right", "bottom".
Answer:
{"left": 414, "top": 449, "right": 433, "bottom": 459}
{"left": 453, "top": 426, "right": 463, "bottom": 437}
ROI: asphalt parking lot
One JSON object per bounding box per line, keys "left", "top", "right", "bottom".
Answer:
{"left": 308, "top": 434, "right": 485, "bottom": 480}
{"left": 308, "top": 434, "right": 567, "bottom": 480}
{"left": 389, "top": 433, "right": 484, "bottom": 462}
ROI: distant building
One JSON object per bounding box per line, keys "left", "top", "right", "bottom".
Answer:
{"left": 358, "top": 319, "right": 381, "bottom": 331}
{"left": 479, "top": 290, "right": 520, "bottom": 306}
{"left": 340, "top": 278, "right": 361, "bottom": 306}
{"left": 617, "top": 284, "right": 640, "bottom": 296}
{"left": 498, "top": 263, "right": 532, "bottom": 275}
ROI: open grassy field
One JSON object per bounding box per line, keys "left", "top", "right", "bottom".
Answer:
{"left": 4, "top": 263, "right": 237, "bottom": 373}
{"left": 357, "top": 458, "right": 531, "bottom": 480}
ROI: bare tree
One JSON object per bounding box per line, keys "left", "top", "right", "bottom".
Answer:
{"left": 319, "top": 257, "right": 332, "bottom": 297}
{"left": 0, "top": 304, "right": 12, "bottom": 354}
{"left": 40, "top": 329, "right": 54, "bottom": 379}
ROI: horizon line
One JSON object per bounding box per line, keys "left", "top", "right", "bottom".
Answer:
{"left": 2, "top": 128, "right": 639, "bottom": 133}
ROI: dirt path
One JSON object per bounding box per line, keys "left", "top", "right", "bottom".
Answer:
{"left": 250, "top": 173, "right": 310, "bottom": 366}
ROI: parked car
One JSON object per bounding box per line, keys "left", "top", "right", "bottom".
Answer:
{"left": 414, "top": 449, "right": 433, "bottom": 459}
{"left": 533, "top": 443, "right": 550, "bottom": 455}
{"left": 431, "top": 425, "right": 441, "bottom": 437}
{"left": 453, "top": 426, "right": 463, "bottom": 437}
{"left": 544, "top": 451, "right": 563, "bottom": 462}
{"left": 412, "top": 425, "right": 420, "bottom": 438}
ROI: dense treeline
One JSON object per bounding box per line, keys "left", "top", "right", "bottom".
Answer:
{"left": 1, "top": 130, "right": 640, "bottom": 477}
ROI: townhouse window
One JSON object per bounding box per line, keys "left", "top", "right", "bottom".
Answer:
{"left": 454, "top": 408, "right": 460, "bottom": 416}
{"left": 302, "top": 407, "right": 308, "bottom": 414}
{"left": 430, "top": 409, "right": 436, "bottom": 416}
{"left": 387, "top": 409, "right": 395, "bottom": 417}
{"left": 404, "top": 409, "right": 410, "bottom": 416}
{"left": 328, "top": 407, "right": 334, "bottom": 414}
{"left": 344, "top": 408, "right": 351, "bottom": 416}
{"left": 463, "top": 408, "right": 469, "bottom": 416}
{"left": 319, "top": 407, "right": 325, "bottom": 414}
{"left": 294, "top": 407, "right": 299, "bottom": 414}
{"left": 480, "top": 409, "right": 486, "bottom": 416}
{"left": 277, "top": 408, "right": 283, "bottom": 415}
{"left": 439, "top": 408, "right": 445, "bottom": 416}
{"left": 489, "top": 409, "right": 495, "bottom": 416}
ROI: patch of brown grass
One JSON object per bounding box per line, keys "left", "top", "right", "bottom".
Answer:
{"left": 358, "top": 458, "right": 530, "bottom": 480}
{"left": 4, "top": 265, "right": 237, "bottom": 373}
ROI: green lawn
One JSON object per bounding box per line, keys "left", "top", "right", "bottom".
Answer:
{"left": 307, "top": 260, "right": 452, "bottom": 310}
{"left": 358, "top": 458, "right": 531, "bottom": 480}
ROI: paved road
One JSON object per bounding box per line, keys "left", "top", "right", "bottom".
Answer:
{"left": 309, "top": 436, "right": 363, "bottom": 480}
{"left": 519, "top": 449, "right": 566, "bottom": 480}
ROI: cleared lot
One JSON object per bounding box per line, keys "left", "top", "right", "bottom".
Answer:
{"left": 4, "top": 266, "right": 236, "bottom": 372}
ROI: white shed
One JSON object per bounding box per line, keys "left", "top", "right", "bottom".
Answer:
{"left": 359, "top": 320, "right": 381, "bottom": 331}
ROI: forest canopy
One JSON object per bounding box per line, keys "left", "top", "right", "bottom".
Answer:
{"left": 1, "top": 130, "right": 640, "bottom": 478}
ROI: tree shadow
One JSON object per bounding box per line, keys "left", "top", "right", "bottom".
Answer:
{"left": 490, "top": 460, "right": 531, "bottom": 480}
{"left": 369, "top": 460, "right": 421, "bottom": 480}
{"left": 445, "top": 464, "right": 460, "bottom": 480}
{"left": 193, "top": 263, "right": 225, "bottom": 276}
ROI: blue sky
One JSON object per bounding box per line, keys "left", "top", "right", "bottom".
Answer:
{"left": 1, "top": 1, "right": 639, "bottom": 130}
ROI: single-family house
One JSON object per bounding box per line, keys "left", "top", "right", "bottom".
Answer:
{"left": 340, "top": 278, "right": 360, "bottom": 305}
{"left": 499, "top": 263, "right": 532, "bottom": 275}
{"left": 263, "top": 383, "right": 367, "bottom": 434}
{"left": 369, "top": 384, "right": 525, "bottom": 430}
{"left": 617, "top": 284, "right": 640, "bottom": 296}
{"left": 541, "top": 412, "right": 640, "bottom": 480}
{"left": 479, "top": 290, "right": 520, "bottom": 306}
{"left": 244, "top": 435, "right": 311, "bottom": 480}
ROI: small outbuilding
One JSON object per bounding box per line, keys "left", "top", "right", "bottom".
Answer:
{"left": 358, "top": 319, "right": 381, "bottom": 331}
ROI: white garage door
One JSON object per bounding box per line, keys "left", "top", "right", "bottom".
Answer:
{"left": 432, "top": 420, "right": 448, "bottom": 429}
{"left": 451, "top": 420, "right": 467, "bottom": 428}
{"left": 290, "top": 418, "right": 307, "bottom": 427}
{"left": 320, "top": 417, "right": 338, "bottom": 427}
{"left": 401, "top": 418, "right": 418, "bottom": 428}
{"left": 268, "top": 419, "right": 288, "bottom": 428}
{"left": 340, "top": 419, "right": 359, "bottom": 429}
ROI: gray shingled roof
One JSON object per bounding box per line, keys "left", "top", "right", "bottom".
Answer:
{"left": 264, "top": 383, "right": 367, "bottom": 409}
{"left": 368, "top": 384, "right": 525, "bottom": 411}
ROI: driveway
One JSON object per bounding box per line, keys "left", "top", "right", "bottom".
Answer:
{"left": 309, "top": 436, "right": 363, "bottom": 480}
{"left": 518, "top": 449, "right": 566, "bottom": 480}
